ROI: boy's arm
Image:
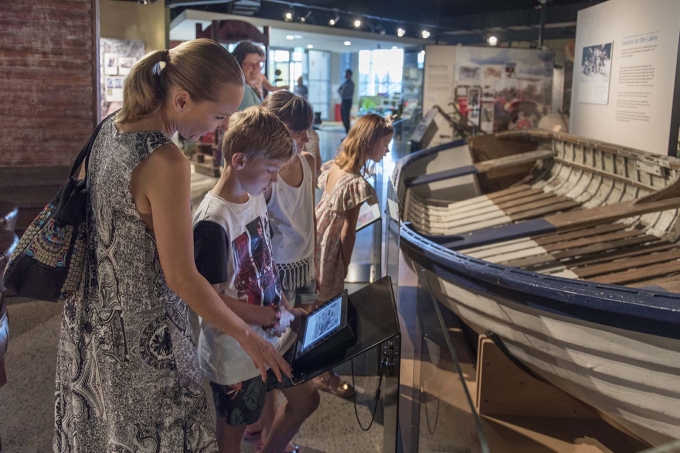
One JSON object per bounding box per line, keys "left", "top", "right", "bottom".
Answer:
{"left": 211, "top": 284, "right": 279, "bottom": 327}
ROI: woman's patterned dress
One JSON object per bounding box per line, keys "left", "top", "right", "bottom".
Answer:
{"left": 53, "top": 117, "right": 217, "bottom": 452}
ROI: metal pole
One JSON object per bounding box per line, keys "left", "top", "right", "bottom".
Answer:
{"left": 538, "top": 0, "right": 547, "bottom": 48}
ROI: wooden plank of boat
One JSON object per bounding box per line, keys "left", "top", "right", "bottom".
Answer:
{"left": 629, "top": 275, "right": 680, "bottom": 288}
{"left": 566, "top": 242, "right": 676, "bottom": 267}
{"left": 442, "top": 197, "right": 680, "bottom": 251}
{"left": 533, "top": 223, "right": 629, "bottom": 245}
{"left": 542, "top": 228, "right": 645, "bottom": 252}
{"left": 405, "top": 150, "right": 554, "bottom": 188}
{"left": 551, "top": 235, "right": 658, "bottom": 260}
{"left": 575, "top": 248, "right": 680, "bottom": 278}
{"left": 591, "top": 260, "right": 680, "bottom": 285}
{"left": 469, "top": 228, "right": 648, "bottom": 269}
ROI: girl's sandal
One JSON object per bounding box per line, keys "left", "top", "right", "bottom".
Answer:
{"left": 313, "top": 371, "right": 354, "bottom": 398}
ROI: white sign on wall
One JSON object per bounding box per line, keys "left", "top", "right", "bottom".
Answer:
{"left": 570, "top": 0, "right": 680, "bottom": 156}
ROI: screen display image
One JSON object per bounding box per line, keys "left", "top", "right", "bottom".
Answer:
{"left": 302, "top": 296, "right": 342, "bottom": 351}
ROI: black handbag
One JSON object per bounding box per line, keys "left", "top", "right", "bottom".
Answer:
{"left": 4, "top": 113, "right": 116, "bottom": 302}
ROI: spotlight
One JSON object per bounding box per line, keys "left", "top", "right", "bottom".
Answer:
{"left": 422, "top": 30, "right": 430, "bottom": 39}
{"left": 329, "top": 14, "right": 339, "bottom": 26}
{"left": 354, "top": 19, "right": 361, "bottom": 28}
{"left": 487, "top": 35, "right": 498, "bottom": 46}
{"left": 300, "top": 10, "right": 312, "bottom": 22}
{"left": 284, "top": 10, "right": 293, "bottom": 21}
{"left": 397, "top": 27, "right": 405, "bottom": 37}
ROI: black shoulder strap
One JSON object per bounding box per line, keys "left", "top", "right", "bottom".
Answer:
{"left": 69, "top": 110, "right": 120, "bottom": 178}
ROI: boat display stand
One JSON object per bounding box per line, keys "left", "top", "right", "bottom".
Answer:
{"left": 404, "top": 266, "right": 652, "bottom": 453}
{"left": 474, "top": 335, "right": 595, "bottom": 420}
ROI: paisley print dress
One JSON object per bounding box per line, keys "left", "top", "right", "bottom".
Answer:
{"left": 53, "top": 117, "right": 217, "bottom": 452}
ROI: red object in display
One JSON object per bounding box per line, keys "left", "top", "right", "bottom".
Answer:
{"left": 201, "top": 132, "right": 215, "bottom": 144}
{"left": 458, "top": 97, "right": 468, "bottom": 117}
{"left": 335, "top": 103, "right": 341, "bottom": 122}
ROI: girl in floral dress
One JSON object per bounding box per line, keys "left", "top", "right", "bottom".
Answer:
{"left": 313, "top": 114, "right": 394, "bottom": 397}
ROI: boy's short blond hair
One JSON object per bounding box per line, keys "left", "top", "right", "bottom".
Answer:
{"left": 221, "top": 106, "right": 294, "bottom": 164}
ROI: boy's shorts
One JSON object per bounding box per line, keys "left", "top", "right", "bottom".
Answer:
{"left": 281, "top": 276, "right": 318, "bottom": 306}
{"left": 210, "top": 345, "right": 296, "bottom": 427}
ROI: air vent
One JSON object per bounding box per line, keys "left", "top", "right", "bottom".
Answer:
{"left": 231, "top": 0, "right": 260, "bottom": 16}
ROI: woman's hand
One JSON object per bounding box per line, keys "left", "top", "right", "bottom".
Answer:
{"left": 238, "top": 328, "right": 292, "bottom": 382}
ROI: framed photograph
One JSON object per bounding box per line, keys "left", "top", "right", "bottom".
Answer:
{"left": 579, "top": 42, "right": 613, "bottom": 105}
{"left": 104, "top": 53, "right": 118, "bottom": 75}
{"left": 105, "top": 77, "right": 124, "bottom": 102}
{"left": 118, "top": 57, "right": 137, "bottom": 75}
{"left": 458, "top": 65, "right": 481, "bottom": 81}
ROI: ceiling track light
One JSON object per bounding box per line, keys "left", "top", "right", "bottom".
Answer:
{"left": 354, "top": 19, "right": 362, "bottom": 28}
{"left": 487, "top": 35, "right": 498, "bottom": 46}
{"left": 397, "top": 27, "right": 406, "bottom": 37}
{"left": 300, "top": 10, "right": 312, "bottom": 22}
{"left": 422, "top": 29, "right": 431, "bottom": 39}
{"left": 329, "top": 14, "right": 340, "bottom": 26}
{"left": 284, "top": 8, "right": 293, "bottom": 21}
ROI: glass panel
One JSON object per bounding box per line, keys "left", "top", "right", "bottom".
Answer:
{"left": 415, "top": 269, "right": 490, "bottom": 453}
{"left": 308, "top": 50, "right": 331, "bottom": 120}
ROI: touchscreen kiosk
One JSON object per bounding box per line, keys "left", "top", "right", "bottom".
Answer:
{"left": 293, "top": 291, "right": 354, "bottom": 366}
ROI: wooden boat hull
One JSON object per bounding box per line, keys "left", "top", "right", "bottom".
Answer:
{"left": 395, "top": 132, "right": 680, "bottom": 446}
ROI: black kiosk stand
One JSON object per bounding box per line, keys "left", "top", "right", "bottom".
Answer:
{"left": 288, "top": 276, "right": 401, "bottom": 452}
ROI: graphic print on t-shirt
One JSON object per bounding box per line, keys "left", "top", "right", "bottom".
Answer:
{"left": 232, "top": 215, "right": 281, "bottom": 307}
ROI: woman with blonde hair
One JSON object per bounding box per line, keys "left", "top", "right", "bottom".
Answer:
{"left": 53, "top": 39, "right": 290, "bottom": 452}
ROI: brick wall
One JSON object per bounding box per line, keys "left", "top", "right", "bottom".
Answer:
{"left": 0, "top": 0, "right": 99, "bottom": 231}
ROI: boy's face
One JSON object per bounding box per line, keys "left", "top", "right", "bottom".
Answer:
{"left": 234, "top": 154, "right": 286, "bottom": 196}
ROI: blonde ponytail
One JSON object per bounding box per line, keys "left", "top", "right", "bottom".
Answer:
{"left": 117, "top": 39, "right": 244, "bottom": 124}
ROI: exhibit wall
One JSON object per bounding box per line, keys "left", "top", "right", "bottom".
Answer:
{"left": 100, "top": 39, "right": 146, "bottom": 120}
{"left": 570, "top": 0, "right": 680, "bottom": 156}
{"left": 423, "top": 45, "right": 555, "bottom": 147}
{"left": 0, "top": 0, "right": 99, "bottom": 231}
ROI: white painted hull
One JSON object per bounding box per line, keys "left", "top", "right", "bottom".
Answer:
{"left": 415, "top": 261, "right": 680, "bottom": 446}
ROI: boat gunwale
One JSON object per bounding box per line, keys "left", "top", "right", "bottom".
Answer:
{"left": 400, "top": 224, "right": 680, "bottom": 341}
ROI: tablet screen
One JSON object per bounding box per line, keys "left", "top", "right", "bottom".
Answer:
{"left": 302, "top": 295, "right": 342, "bottom": 352}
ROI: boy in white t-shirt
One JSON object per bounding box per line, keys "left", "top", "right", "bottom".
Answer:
{"left": 193, "top": 106, "right": 319, "bottom": 453}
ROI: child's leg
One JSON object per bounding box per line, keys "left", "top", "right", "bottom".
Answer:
{"left": 210, "top": 379, "right": 269, "bottom": 453}
{"left": 215, "top": 416, "right": 246, "bottom": 453}
{"left": 259, "top": 381, "right": 320, "bottom": 453}
{"left": 258, "top": 390, "right": 278, "bottom": 442}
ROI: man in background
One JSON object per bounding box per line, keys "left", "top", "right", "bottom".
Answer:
{"left": 338, "top": 69, "right": 354, "bottom": 134}
{"left": 294, "top": 76, "right": 308, "bottom": 100}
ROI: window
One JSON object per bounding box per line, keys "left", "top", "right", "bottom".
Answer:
{"left": 358, "top": 49, "right": 404, "bottom": 97}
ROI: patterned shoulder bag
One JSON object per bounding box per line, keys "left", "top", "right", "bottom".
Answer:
{"left": 3, "top": 112, "right": 116, "bottom": 302}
